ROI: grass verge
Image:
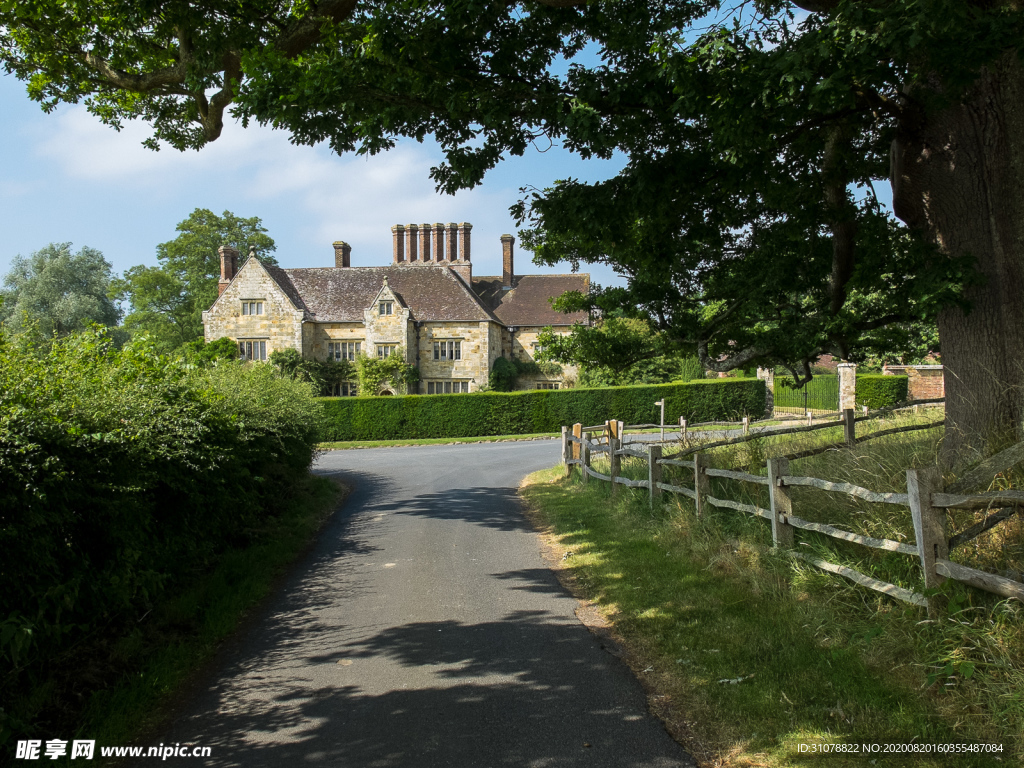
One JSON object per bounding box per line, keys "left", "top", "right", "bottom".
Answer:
{"left": 520, "top": 455, "right": 1019, "bottom": 767}
{"left": 23, "top": 473, "right": 344, "bottom": 765}
{"left": 319, "top": 432, "right": 558, "bottom": 450}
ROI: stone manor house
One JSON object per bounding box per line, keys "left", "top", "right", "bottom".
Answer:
{"left": 203, "top": 223, "right": 590, "bottom": 395}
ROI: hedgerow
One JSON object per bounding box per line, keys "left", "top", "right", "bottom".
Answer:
{"left": 856, "top": 374, "right": 909, "bottom": 409}
{"left": 0, "top": 329, "right": 322, "bottom": 739}
{"left": 320, "top": 378, "right": 766, "bottom": 441}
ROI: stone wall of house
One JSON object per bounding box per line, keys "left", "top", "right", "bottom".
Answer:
{"left": 306, "top": 323, "right": 366, "bottom": 360}
{"left": 883, "top": 365, "right": 945, "bottom": 400}
{"left": 510, "top": 326, "right": 574, "bottom": 389}
{"left": 417, "top": 320, "right": 494, "bottom": 392}
{"left": 202, "top": 261, "right": 304, "bottom": 354}
{"left": 362, "top": 284, "right": 413, "bottom": 363}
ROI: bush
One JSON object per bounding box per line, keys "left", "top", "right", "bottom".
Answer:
{"left": 320, "top": 378, "right": 766, "bottom": 441}
{"left": 855, "top": 374, "right": 909, "bottom": 409}
{"left": 0, "top": 328, "right": 322, "bottom": 738}
{"left": 489, "top": 357, "right": 518, "bottom": 391}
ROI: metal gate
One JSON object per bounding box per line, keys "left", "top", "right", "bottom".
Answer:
{"left": 773, "top": 372, "right": 839, "bottom": 415}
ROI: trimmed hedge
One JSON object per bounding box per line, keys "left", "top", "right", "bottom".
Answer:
{"left": 320, "top": 378, "right": 766, "bottom": 441}
{"left": 856, "top": 374, "right": 909, "bottom": 409}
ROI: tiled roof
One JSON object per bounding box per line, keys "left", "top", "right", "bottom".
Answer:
{"left": 278, "top": 265, "right": 496, "bottom": 322}
{"left": 472, "top": 274, "right": 590, "bottom": 327}
{"left": 264, "top": 264, "right": 309, "bottom": 312}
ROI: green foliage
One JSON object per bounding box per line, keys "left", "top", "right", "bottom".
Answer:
{"left": 579, "top": 355, "right": 705, "bottom": 388}
{"left": 319, "top": 378, "right": 766, "bottom": 442}
{"left": 0, "top": 243, "right": 121, "bottom": 335}
{"left": 270, "top": 348, "right": 354, "bottom": 396}
{"left": 856, "top": 375, "right": 909, "bottom": 409}
{"left": 489, "top": 356, "right": 517, "bottom": 392}
{"left": 112, "top": 209, "right": 276, "bottom": 351}
{"left": 180, "top": 336, "right": 240, "bottom": 366}
{"left": 538, "top": 317, "right": 662, "bottom": 375}
{"left": 0, "top": 327, "right": 321, "bottom": 740}
{"left": 353, "top": 349, "right": 417, "bottom": 395}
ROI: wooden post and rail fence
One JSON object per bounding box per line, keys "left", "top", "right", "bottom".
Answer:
{"left": 559, "top": 401, "right": 1023, "bottom": 614}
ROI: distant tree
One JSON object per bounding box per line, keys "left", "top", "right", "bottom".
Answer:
{"left": 113, "top": 209, "right": 276, "bottom": 350}
{"left": 0, "top": 243, "right": 120, "bottom": 336}
{"left": 109, "top": 265, "right": 195, "bottom": 351}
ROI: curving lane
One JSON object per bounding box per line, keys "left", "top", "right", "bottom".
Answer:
{"left": 145, "top": 439, "right": 695, "bottom": 767}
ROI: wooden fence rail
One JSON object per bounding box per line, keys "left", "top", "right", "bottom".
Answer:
{"left": 560, "top": 414, "right": 1023, "bottom": 613}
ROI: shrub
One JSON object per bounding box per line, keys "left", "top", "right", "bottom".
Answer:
{"left": 489, "top": 357, "right": 518, "bottom": 391}
{"left": 0, "top": 328, "right": 322, "bottom": 738}
{"left": 856, "top": 374, "right": 909, "bottom": 409}
{"left": 320, "top": 378, "right": 766, "bottom": 441}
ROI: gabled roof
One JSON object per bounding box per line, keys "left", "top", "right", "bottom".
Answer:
{"left": 472, "top": 273, "right": 590, "bottom": 327}
{"left": 279, "top": 265, "right": 497, "bottom": 323}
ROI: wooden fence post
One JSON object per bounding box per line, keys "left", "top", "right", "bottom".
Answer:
{"left": 908, "top": 465, "right": 948, "bottom": 616}
{"left": 742, "top": 416, "right": 749, "bottom": 435}
{"left": 680, "top": 418, "right": 688, "bottom": 444}
{"left": 561, "top": 426, "right": 571, "bottom": 477}
{"left": 581, "top": 437, "right": 591, "bottom": 485}
{"left": 649, "top": 444, "right": 663, "bottom": 508}
{"left": 608, "top": 420, "right": 621, "bottom": 496}
{"left": 693, "top": 452, "right": 710, "bottom": 518}
{"left": 767, "top": 457, "right": 795, "bottom": 548}
{"left": 843, "top": 408, "right": 856, "bottom": 447}
{"left": 572, "top": 423, "right": 582, "bottom": 460}
{"left": 806, "top": 411, "right": 813, "bottom": 426}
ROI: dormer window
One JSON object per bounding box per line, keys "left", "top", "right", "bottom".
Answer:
{"left": 242, "top": 301, "right": 264, "bottom": 315}
{"left": 379, "top": 301, "right": 394, "bottom": 316}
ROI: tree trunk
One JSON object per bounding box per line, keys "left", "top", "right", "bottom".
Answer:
{"left": 891, "top": 52, "right": 1024, "bottom": 467}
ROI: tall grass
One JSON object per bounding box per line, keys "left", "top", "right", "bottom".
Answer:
{"left": 573, "top": 412, "right": 1023, "bottom": 760}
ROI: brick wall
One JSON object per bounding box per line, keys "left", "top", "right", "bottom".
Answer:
{"left": 883, "top": 365, "right": 944, "bottom": 400}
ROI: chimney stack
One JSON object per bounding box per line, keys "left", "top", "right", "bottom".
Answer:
{"left": 218, "top": 245, "right": 239, "bottom": 296}
{"left": 446, "top": 223, "right": 459, "bottom": 261}
{"left": 501, "top": 234, "right": 514, "bottom": 288}
{"left": 333, "top": 241, "right": 351, "bottom": 268}
{"left": 420, "top": 223, "right": 432, "bottom": 262}
{"left": 433, "top": 223, "right": 446, "bottom": 261}
{"left": 392, "top": 225, "right": 405, "bottom": 263}
{"left": 458, "top": 222, "right": 472, "bottom": 263}
{"left": 406, "top": 223, "right": 419, "bottom": 262}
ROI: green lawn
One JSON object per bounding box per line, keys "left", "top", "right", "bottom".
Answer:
{"left": 319, "top": 432, "right": 559, "bottom": 450}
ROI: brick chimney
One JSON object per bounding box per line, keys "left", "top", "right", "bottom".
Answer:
{"left": 333, "top": 241, "right": 351, "bottom": 268}
{"left": 419, "top": 223, "right": 432, "bottom": 262}
{"left": 433, "top": 222, "right": 446, "bottom": 261}
{"left": 445, "top": 222, "right": 459, "bottom": 261}
{"left": 458, "top": 222, "right": 472, "bottom": 263}
{"left": 218, "top": 245, "right": 239, "bottom": 296}
{"left": 406, "top": 223, "right": 419, "bottom": 262}
{"left": 501, "top": 234, "right": 514, "bottom": 288}
{"left": 392, "top": 225, "right": 405, "bottom": 263}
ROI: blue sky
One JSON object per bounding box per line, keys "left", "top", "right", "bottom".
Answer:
{"left": 0, "top": 73, "right": 628, "bottom": 289}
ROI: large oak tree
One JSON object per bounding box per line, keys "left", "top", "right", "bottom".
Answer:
{"left": 3, "top": 0, "right": 1022, "bottom": 462}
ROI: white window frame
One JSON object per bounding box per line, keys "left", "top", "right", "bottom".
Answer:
{"left": 426, "top": 380, "right": 470, "bottom": 394}
{"left": 327, "top": 341, "right": 361, "bottom": 361}
{"left": 331, "top": 382, "right": 358, "bottom": 397}
{"left": 241, "top": 300, "right": 264, "bottom": 316}
{"left": 432, "top": 340, "right": 462, "bottom": 361}
{"left": 535, "top": 381, "right": 559, "bottom": 390}
{"left": 238, "top": 339, "right": 267, "bottom": 361}
{"left": 377, "top": 344, "right": 399, "bottom": 359}
{"left": 378, "top": 301, "right": 394, "bottom": 316}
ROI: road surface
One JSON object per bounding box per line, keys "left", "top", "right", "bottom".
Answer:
{"left": 146, "top": 440, "right": 695, "bottom": 767}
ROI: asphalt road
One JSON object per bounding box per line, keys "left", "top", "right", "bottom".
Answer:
{"left": 146, "top": 440, "right": 695, "bottom": 767}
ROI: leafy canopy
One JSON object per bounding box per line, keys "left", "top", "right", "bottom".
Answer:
{"left": 111, "top": 209, "right": 276, "bottom": 351}
{"left": 3, "top": 1, "right": 1022, "bottom": 380}
{"left": 0, "top": 243, "right": 121, "bottom": 336}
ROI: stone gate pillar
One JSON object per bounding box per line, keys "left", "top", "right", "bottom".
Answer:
{"left": 757, "top": 367, "right": 775, "bottom": 417}
{"left": 838, "top": 363, "right": 857, "bottom": 411}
